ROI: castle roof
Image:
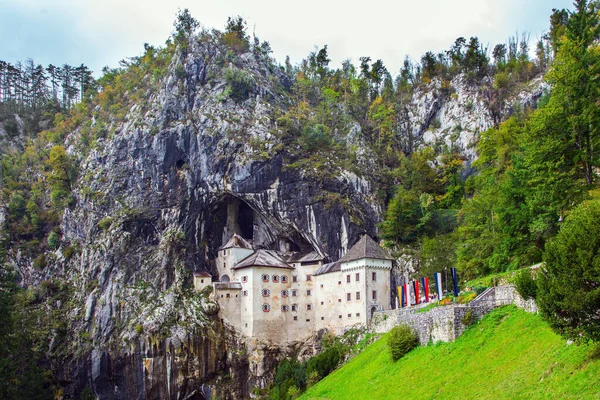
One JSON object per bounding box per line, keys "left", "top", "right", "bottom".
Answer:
{"left": 214, "top": 282, "right": 243, "bottom": 290}
{"left": 232, "top": 249, "right": 293, "bottom": 270}
{"left": 193, "top": 271, "right": 212, "bottom": 277}
{"left": 286, "top": 250, "right": 326, "bottom": 264}
{"left": 219, "top": 234, "right": 253, "bottom": 251}
{"left": 314, "top": 261, "right": 341, "bottom": 276}
{"left": 338, "top": 235, "right": 394, "bottom": 263}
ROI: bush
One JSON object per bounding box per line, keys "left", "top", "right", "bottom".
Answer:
{"left": 461, "top": 309, "right": 475, "bottom": 326}
{"left": 306, "top": 346, "right": 340, "bottom": 379}
{"left": 473, "top": 285, "right": 488, "bottom": 295}
{"left": 47, "top": 231, "right": 60, "bottom": 250}
{"left": 514, "top": 268, "right": 537, "bottom": 300}
{"left": 224, "top": 67, "right": 253, "bottom": 103}
{"left": 33, "top": 254, "right": 47, "bottom": 270}
{"left": 387, "top": 324, "right": 419, "bottom": 362}
{"left": 98, "top": 217, "right": 113, "bottom": 231}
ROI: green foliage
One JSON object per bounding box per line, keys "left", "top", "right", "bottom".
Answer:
{"left": 224, "top": 67, "right": 253, "bottom": 103}
{"left": 47, "top": 231, "right": 60, "bottom": 250}
{"left": 33, "top": 254, "right": 47, "bottom": 270}
{"left": 387, "top": 324, "right": 419, "bottom": 362}
{"left": 461, "top": 309, "right": 475, "bottom": 326}
{"left": 98, "top": 217, "right": 113, "bottom": 231}
{"left": 306, "top": 346, "right": 341, "bottom": 379}
{"left": 538, "top": 197, "right": 600, "bottom": 342}
{"left": 222, "top": 16, "right": 250, "bottom": 54}
{"left": 302, "top": 306, "right": 600, "bottom": 399}
{"left": 514, "top": 268, "right": 537, "bottom": 300}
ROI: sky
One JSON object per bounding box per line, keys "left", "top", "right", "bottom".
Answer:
{"left": 0, "top": 0, "right": 575, "bottom": 77}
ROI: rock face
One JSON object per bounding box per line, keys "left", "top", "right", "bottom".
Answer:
{"left": 46, "top": 37, "right": 380, "bottom": 399}
{"left": 4, "top": 32, "right": 548, "bottom": 399}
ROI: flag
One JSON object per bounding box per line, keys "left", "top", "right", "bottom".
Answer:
{"left": 452, "top": 267, "right": 459, "bottom": 297}
{"left": 404, "top": 283, "right": 409, "bottom": 307}
{"left": 422, "top": 277, "right": 430, "bottom": 303}
{"left": 398, "top": 286, "right": 403, "bottom": 308}
{"left": 434, "top": 272, "right": 443, "bottom": 301}
{"left": 413, "top": 280, "right": 420, "bottom": 305}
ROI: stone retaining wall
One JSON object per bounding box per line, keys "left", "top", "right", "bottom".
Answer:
{"left": 371, "top": 285, "right": 537, "bottom": 345}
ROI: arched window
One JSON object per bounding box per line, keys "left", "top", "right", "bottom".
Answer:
{"left": 272, "top": 275, "right": 279, "bottom": 283}
{"left": 220, "top": 274, "right": 230, "bottom": 282}
{"left": 281, "top": 290, "right": 289, "bottom": 298}
{"left": 242, "top": 276, "right": 248, "bottom": 283}
{"left": 262, "top": 288, "right": 271, "bottom": 297}
{"left": 262, "top": 304, "right": 271, "bottom": 313}
{"left": 281, "top": 305, "right": 290, "bottom": 312}
{"left": 281, "top": 275, "right": 288, "bottom": 283}
{"left": 243, "top": 290, "right": 248, "bottom": 296}
{"left": 261, "top": 274, "right": 270, "bottom": 282}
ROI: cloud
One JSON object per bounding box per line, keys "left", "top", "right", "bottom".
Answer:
{"left": 0, "top": 0, "right": 574, "bottom": 76}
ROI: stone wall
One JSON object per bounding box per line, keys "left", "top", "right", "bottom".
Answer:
{"left": 372, "top": 285, "right": 537, "bottom": 345}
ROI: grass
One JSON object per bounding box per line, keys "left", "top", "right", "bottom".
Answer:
{"left": 301, "top": 306, "right": 600, "bottom": 400}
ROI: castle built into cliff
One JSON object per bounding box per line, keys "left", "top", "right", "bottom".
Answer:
{"left": 193, "top": 234, "right": 393, "bottom": 344}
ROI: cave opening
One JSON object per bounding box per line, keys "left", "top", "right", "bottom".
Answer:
{"left": 237, "top": 201, "right": 254, "bottom": 240}
{"left": 176, "top": 159, "right": 186, "bottom": 169}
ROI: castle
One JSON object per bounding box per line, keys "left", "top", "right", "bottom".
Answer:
{"left": 194, "top": 234, "right": 393, "bottom": 344}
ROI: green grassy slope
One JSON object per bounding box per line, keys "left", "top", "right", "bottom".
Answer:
{"left": 301, "top": 306, "right": 600, "bottom": 400}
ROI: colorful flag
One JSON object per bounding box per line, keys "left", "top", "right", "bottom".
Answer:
{"left": 414, "top": 280, "right": 420, "bottom": 304}
{"left": 434, "top": 272, "right": 443, "bottom": 301}
{"left": 422, "top": 277, "right": 430, "bottom": 303}
{"left": 452, "top": 267, "right": 459, "bottom": 297}
{"left": 404, "top": 283, "right": 409, "bottom": 307}
{"left": 398, "top": 286, "right": 403, "bottom": 308}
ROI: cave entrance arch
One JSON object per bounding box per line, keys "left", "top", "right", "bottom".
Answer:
{"left": 220, "top": 275, "right": 230, "bottom": 282}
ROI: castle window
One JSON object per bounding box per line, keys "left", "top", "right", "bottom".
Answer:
{"left": 272, "top": 275, "right": 279, "bottom": 283}
{"left": 307, "top": 304, "right": 312, "bottom": 311}
{"left": 339, "top": 315, "right": 342, "bottom": 319}
{"left": 346, "top": 274, "right": 350, "bottom": 283}
{"left": 338, "top": 299, "right": 341, "bottom": 302}
{"left": 348, "top": 313, "right": 352, "bottom": 318}
{"left": 223, "top": 249, "right": 227, "bottom": 256}
{"left": 281, "top": 290, "right": 289, "bottom": 298}
{"left": 292, "top": 304, "right": 297, "bottom": 311}
{"left": 372, "top": 290, "right": 377, "bottom": 300}
{"left": 242, "top": 276, "right": 248, "bottom": 283}
{"left": 243, "top": 290, "right": 248, "bottom": 296}
{"left": 320, "top": 301, "right": 324, "bottom": 305}
{"left": 306, "top": 319, "right": 310, "bottom": 322}
{"left": 294, "top": 316, "right": 298, "bottom": 321}
{"left": 292, "top": 290, "right": 297, "bottom": 297}
{"left": 281, "top": 275, "right": 288, "bottom": 283}
{"left": 321, "top": 317, "right": 324, "bottom": 320}
{"left": 338, "top": 281, "right": 341, "bottom": 285}
{"left": 223, "top": 263, "right": 226, "bottom": 270}
{"left": 200, "top": 279, "right": 204, "bottom": 283}
{"left": 355, "top": 273, "right": 360, "bottom": 282}
{"left": 262, "top": 289, "right": 270, "bottom": 297}
{"left": 372, "top": 272, "right": 377, "bottom": 281}
{"left": 262, "top": 304, "right": 271, "bottom": 313}
{"left": 346, "top": 293, "right": 351, "bottom": 301}
{"left": 281, "top": 305, "right": 290, "bottom": 312}
{"left": 292, "top": 276, "right": 298, "bottom": 283}
{"left": 356, "top": 313, "right": 360, "bottom": 317}
{"left": 320, "top": 284, "right": 323, "bottom": 288}
{"left": 261, "top": 274, "right": 270, "bottom": 282}
{"left": 226, "top": 293, "right": 231, "bottom": 298}
{"left": 306, "top": 274, "right": 312, "bottom": 281}
{"left": 356, "top": 292, "right": 360, "bottom": 300}
{"left": 307, "top": 289, "right": 312, "bottom": 296}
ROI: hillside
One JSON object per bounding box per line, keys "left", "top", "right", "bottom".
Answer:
{"left": 301, "top": 306, "right": 600, "bottom": 400}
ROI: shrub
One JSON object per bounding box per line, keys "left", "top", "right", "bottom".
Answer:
{"left": 306, "top": 346, "right": 340, "bottom": 379}
{"left": 224, "top": 67, "right": 253, "bottom": 103}
{"left": 47, "top": 231, "right": 60, "bottom": 250}
{"left": 98, "top": 217, "right": 113, "bottom": 231}
{"left": 473, "top": 285, "right": 488, "bottom": 295}
{"left": 514, "top": 268, "right": 537, "bottom": 300}
{"left": 461, "top": 309, "right": 475, "bottom": 326}
{"left": 387, "top": 324, "right": 419, "bottom": 362}
{"left": 33, "top": 254, "right": 47, "bottom": 270}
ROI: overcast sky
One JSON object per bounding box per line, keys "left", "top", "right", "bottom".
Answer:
{"left": 0, "top": 0, "right": 574, "bottom": 77}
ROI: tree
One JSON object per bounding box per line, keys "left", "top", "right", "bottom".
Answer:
{"left": 387, "top": 324, "right": 419, "bottom": 361}
{"left": 173, "top": 8, "right": 199, "bottom": 44}
{"left": 537, "top": 197, "right": 600, "bottom": 342}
